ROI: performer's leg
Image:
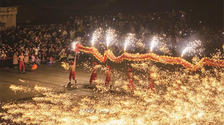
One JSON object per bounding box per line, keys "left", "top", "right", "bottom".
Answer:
{"left": 131, "top": 80, "right": 134, "bottom": 89}
{"left": 105, "top": 78, "right": 109, "bottom": 88}
{"left": 19, "top": 62, "right": 22, "bottom": 72}
{"left": 128, "top": 80, "right": 133, "bottom": 89}
{"left": 106, "top": 78, "right": 111, "bottom": 89}
{"left": 66, "top": 72, "right": 72, "bottom": 88}
{"left": 22, "top": 62, "right": 25, "bottom": 73}
{"left": 72, "top": 72, "right": 76, "bottom": 84}
{"left": 89, "top": 74, "right": 93, "bottom": 85}
{"left": 147, "top": 82, "right": 155, "bottom": 93}
{"left": 147, "top": 82, "right": 150, "bottom": 90}
{"left": 90, "top": 73, "right": 97, "bottom": 85}
{"left": 93, "top": 73, "right": 97, "bottom": 84}
{"left": 69, "top": 72, "right": 72, "bottom": 82}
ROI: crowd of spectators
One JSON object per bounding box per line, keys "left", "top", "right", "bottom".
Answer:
{"left": 0, "top": 10, "right": 223, "bottom": 68}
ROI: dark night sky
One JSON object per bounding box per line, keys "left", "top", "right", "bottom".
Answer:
{"left": 1, "top": 0, "right": 222, "bottom": 12}
{"left": 1, "top": 0, "right": 223, "bottom": 26}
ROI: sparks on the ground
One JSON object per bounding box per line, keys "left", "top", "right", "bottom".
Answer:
{"left": 2, "top": 60, "right": 224, "bottom": 124}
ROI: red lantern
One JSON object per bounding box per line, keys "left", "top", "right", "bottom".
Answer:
{"left": 32, "top": 64, "right": 38, "bottom": 70}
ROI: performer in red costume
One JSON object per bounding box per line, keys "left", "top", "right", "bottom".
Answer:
{"left": 89, "top": 62, "right": 98, "bottom": 86}
{"left": 127, "top": 68, "right": 134, "bottom": 89}
{"left": 67, "top": 56, "right": 76, "bottom": 88}
{"left": 147, "top": 71, "right": 155, "bottom": 93}
{"left": 105, "top": 66, "right": 111, "bottom": 89}
{"left": 18, "top": 52, "right": 25, "bottom": 74}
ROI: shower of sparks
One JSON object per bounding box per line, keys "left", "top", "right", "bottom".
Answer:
{"left": 1, "top": 54, "right": 224, "bottom": 124}
{"left": 61, "top": 62, "right": 70, "bottom": 70}
{"left": 181, "top": 47, "right": 189, "bottom": 57}
{"left": 150, "top": 36, "right": 159, "bottom": 52}
{"left": 124, "top": 33, "right": 135, "bottom": 52}
{"left": 34, "top": 84, "right": 54, "bottom": 93}
{"left": 181, "top": 40, "right": 204, "bottom": 57}
{"left": 191, "top": 56, "right": 201, "bottom": 65}
{"left": 149, "top": 36, "right": 172, "bottom": 54}
{"left": 106, "top": 28, "right": 116, "bottom": 48}
{"left": 159, "top": 44, "right": 172, "bottom": 55}
{"left": 91, "top": 28, "right": 103, "bottom": 47}
{"left": 210, "top": 49, "right": 224, "bottom": 60}
{"left": 71, "top": 41, "right": 78, "bottom": 51}
{"left": 9, "top": 85, "right": 31, "bottom": 93}
{"left": 131, "top": 61, "right": 151, "bottom": 71}
{"left": 136, "top": 39, "right": 145, "bottom": 48}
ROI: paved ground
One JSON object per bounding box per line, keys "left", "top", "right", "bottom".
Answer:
{"left": 0, "top": 55, "right": 136, "bottom": 102}
{"left": 0, "top": 60, "right": 101, "bottom": 103}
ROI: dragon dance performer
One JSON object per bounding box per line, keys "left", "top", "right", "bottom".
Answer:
{"left": 18, "top": 52, "right": 25, "bottom": 74}
{"left": 67, "top": 56, "right": 77, "bottom": 88}
{"left": 13, "top": 52, "right": 18, "bottom": 68}
{"left": 89, "top": 62, "right": 98, "bottom": 86}
{"left": 147, "top": 71, "right": 155, "bottom": 93}
{"left": 127, "top": 68, "right": 134, "bottom": 89}
{"left": 105, "top": 66, "right": 111, "bottom": 89}
{"left": 24, "top": 48, "right": 29, "bottom": 65}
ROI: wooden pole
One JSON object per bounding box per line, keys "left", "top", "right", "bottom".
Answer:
{"left": 106, "top": 48, "right": 109, "bottom": 66}
{"left": 106, "top": 46, "right": 110, "bottom": 66}
{"left": 125, "top": 60, "right": 127, "bottom": 72}
{"left": 124, "top": 51, "right": 127, "bottom": 72}
{"left": 92, "top": 54, "right": 94, "bottom": 65}
{"left": 92, "top": 46, "right": 94, "bottom": 65}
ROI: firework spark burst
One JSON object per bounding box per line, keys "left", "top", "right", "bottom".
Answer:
{"left": 150, "top": 36, "right": 172, "bottom": 54}
{"left": 106, "top": 28, "right": 116, "bottom": 48}
{"left": 150, "top": 36, "right": 159, "bottom": 52}
{"left": 71, "top": 41, "right": 79, "bottom": 51}
{"left": 181, "top": 40, "right": 204, "bottom": 57}
{"left": 124, "top": 33, "right": 135, "bottom": 52}
{"left": 91, "top": 28, "right": 103, "bottom": 47}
